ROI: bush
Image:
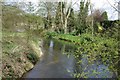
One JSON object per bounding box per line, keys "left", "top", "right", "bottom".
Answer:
{"left": 74, "top": 33, "right": 119, "bottom": 78}
{"left": 45, "top": 32, "right": 58, "bottom": 38}
{"left": 27, "top": 52, "right": 39, "bottom": 65}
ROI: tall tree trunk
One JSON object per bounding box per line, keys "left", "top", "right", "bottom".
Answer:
{"left": 64, "top": 7, "right": 71, "bottom": 34}
{"left": 64, "top": 17, "right": 67, "bottom": 34}
{"left": 61, "top": 2, "right": 64, "bottom": 28}
{"left": 90, "top": 0, "right": 94, "bottom": 36}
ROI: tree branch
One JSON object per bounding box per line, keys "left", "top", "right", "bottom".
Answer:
{"left": 107, "top": 0, "right": 120, "bottom": 13}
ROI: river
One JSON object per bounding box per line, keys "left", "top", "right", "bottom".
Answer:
{"left": 23, "top": 38, "right": 116, "bottom": 78}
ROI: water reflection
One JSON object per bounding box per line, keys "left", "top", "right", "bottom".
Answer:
{"left": 50, "top": 40, "right": 54, "bottom": 48}
{"left": 24, "top": 39, "right": 75, "bottom": 78}
{"left": 24, "top": 39, "right": 116, "bottom": 78}
{"left": 80, "top": 54, "right": 114, "bottom": 78}
{"left": 49, "top": 40, "right": 54, "bottom": 55}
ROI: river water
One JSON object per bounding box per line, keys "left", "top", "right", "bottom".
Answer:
{"left": 23, "top": 38, "right": 116, "bottom": 78}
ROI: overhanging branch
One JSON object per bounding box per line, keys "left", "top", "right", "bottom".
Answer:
{"left": 107, "top": 0, "right": 120, "bottom": 13}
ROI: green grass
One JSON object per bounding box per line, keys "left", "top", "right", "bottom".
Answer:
{"left": 57, "top": 34, "right": 81, "bottom": 42}
{"left": 49, "top": 32, "right": 92, "bottom": 45}
{"left": 50, "top": 32, "right": 118, "bottom": 48}
{"left": 2, "top": 30, "right": 41, "bottom": 78}
{"left": 46, "top": 32, "right": 81, "bottom": 43}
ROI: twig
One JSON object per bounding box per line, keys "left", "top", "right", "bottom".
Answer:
{"left": 107, "top": 0, "right": 120, "bottom": 13}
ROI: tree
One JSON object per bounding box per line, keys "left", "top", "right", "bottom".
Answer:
{"left": 89, "top": 9, "right": 108, "bottom": 33}
{"left": 101, "top": 11, "right": 108, "bottom": 21}
{"left": 61, "top": 0, "right": 78, "bottom": 34}
{"left": 55, "top": 2, "right": 64, "bottom": 33}
{"left": 75, "top": 0, "right": 90, "bottom": 35}
{"left": 92, "top": 9, "right": 105, "bottom": 22}
{"left": 55, "top": 1, "right": 73, "bottom": 34}
{"left": 67, "top": 8, "right": 75, "bottom": 33}
{"left": 63, "top": 2, "right": 72, "bottom": 34}
{"left": 23, "top": 2, "right": 35, "bottom": 13}
{"left": 35, "top": 2, "right": 57, "bottom": 30}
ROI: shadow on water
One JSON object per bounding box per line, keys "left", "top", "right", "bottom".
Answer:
{"left": 23, "top": 38, "right": 116, "bottom": 78}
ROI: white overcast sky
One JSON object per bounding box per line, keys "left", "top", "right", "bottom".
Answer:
{"left": 91, "top": 0, "right": 119, "bottom": 20}
{"left": 5, "top": 0, "right": 120, "bottom": 20}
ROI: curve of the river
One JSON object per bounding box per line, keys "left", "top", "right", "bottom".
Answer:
{"left": 23, "top": 38, "right": 116, "bottom": 78}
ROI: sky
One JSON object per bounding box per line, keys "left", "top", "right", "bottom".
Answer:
{"left": 25, "top": 0, "right": 120, "bottom": 20}
{"left": 91, "top": 0, "right": 119, "bottom": 20}
{"left": 5, "top": 0, "right": 120, "bottom": 20}
{"left": 72, "top": 0, "right": 119, "bottom": 20}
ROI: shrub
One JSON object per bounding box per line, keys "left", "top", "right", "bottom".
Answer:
{"left": 74, "top": 33, "right": 119, "bottom": 78}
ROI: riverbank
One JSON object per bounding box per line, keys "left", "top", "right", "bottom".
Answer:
{"left": 46, "top": 32, "right": 108, "bottom": 45}
{"left": 46, "top": 32, "right": 119, "bottom": 78}
{"left": 2, "top": 31, "right": 43, "bottom": 78}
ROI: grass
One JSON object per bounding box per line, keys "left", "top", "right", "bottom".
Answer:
{"left": 2, "top": 30, "right": 41, "bottom": 78}
{"left": 46, "top": 32, "right": 81, "bottom": 43}
{"left": 47, "top": 32, "right": 93, "bottom": 45}
{"left": 27, "top": 52, "right": 39, "bottom": 65}
{"left": 48, "top": 32, "right": 118, "bottom": 47}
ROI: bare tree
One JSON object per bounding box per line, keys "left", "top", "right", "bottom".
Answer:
{"left": 61, "top": 0, "right": 78, "bottom": 33}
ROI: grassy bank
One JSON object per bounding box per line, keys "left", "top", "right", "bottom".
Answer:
{"left": 46, "top": 32, "right": 80, "bottom": 44}
{"left": 2, "top": 31, "right": 42, "bottom": 78}
{"left": 46, "top": 32, "right": 119, "bottom": 78}
{"left": 46, "top": 32, "right": 99, "bottom": 45}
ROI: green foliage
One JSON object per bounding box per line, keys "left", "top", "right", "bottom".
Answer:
{"left": 96, "top": 22, "right": 104, "bottom": 33}
{"left": 102, "top": 21, "right": 119, "bottom": 39}
{"left": 90, "top": 10, "right": 108, "bottom": 34}
{"left": 2, "top": 5, "right": 24, "bottom": 31}
{"left": 55, "top": 2, "right": 64, "bottom": 33}
{"left": 53, "top": 33, "right": 81, "bottom": 43}
{"left": 2, "top": 1, "right": 119, "bottom": 78}
{"left": 74, "top": 33, "right": 119, "bottom": 78}
{"left": 67, "top": 8, "right": 75, "bottom": 33}
{"left": 43, "top": 17, "right": 52, "bottom": 29}
{"left": 27, "top": 52, "right": 39, "bottom": 65}
{"left": 101, "top": 11, "right": 108, "bottom": 21}
{"left": 52, "top": 30, "right": 119, "bottom": 78}
{"left": 2, "top": 5, "right": 43, "bottom": 78}
{"left": 75, "top": 1, "right": 89, "bottom": 35}
{"left": 2, "top": 5, "right": 43, "bottom": 32}
{"left": 45, "top": 32, "right": 56, "bottom": 37}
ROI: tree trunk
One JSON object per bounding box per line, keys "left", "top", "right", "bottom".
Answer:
{"left": 64, "top": 7, "right": 71, "bottom": 34}
{"left": 64, "top": 17, "right": 67, "bottom": 34}
{"left": 61, "top": 2, "right": 64, "bottom": 28}
{"left": 90, "top": 0, "right": 94, "bottom": 36}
